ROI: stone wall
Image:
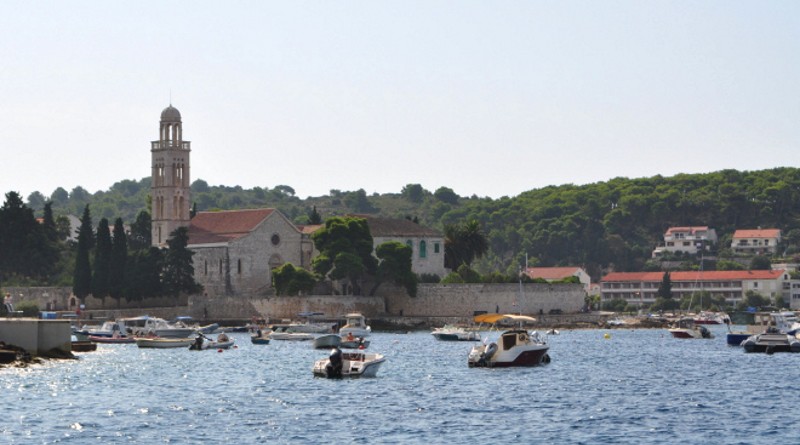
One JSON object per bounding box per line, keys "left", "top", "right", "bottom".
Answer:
{"left": 2, "top": 287, "right": 186, "bottom": 313}
{"left": 384, "top": 283, "right": 586, "bottom": 317}
{"left": 4, "top": 282, "right": 586, "bottom": 324}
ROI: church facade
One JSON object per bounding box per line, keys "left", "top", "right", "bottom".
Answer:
{"left": 150, "top": 106, "right": 447, "bottom": 296}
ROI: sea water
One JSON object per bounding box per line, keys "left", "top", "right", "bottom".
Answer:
{"left": 0, "top": 325, "right": 794, "bottom": 444}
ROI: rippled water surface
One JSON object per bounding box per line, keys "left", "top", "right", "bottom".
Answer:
{"left": 1, "top": 325, "right": 795, "bottom": 444}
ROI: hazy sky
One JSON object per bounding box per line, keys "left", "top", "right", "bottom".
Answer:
{"left": 1, "top": 2, "right": 798, "bottom": 202}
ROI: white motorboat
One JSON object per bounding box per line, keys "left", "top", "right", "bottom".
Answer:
{"left": 312, "top": 348, "right": 385, "bottom": 378}
{"left": 668, "top": 318, "right": 714, "bottom": 339}
{"left": 467, "top": 314, "right": 550, "bottom": 368}
{"left": 313, "top": 334, "right": 342, "bottom": 349}
{"left": 431, "top": 325, "right": 481, "bottom": 341}
{"left": 339, "top": 313, "right": 371, "bottom": 338}
{"left": 79, "top": 320, "right": 128, "bottom": 338}
{"left": 135, "top": 337, "right": 195, "bottom": 349}
{"left": 269, "top": 325, "right": 314, "bottom": 341}
{"left": 287, "top": 312, "right": 338, "bottom": 334}
{"left": 145, "top": 317, "right": 197, "bottom": 338}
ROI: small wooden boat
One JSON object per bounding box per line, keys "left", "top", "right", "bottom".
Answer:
{"left": 135, "top": 337, "right": 195, "bottom": 349}
{"left": 71, "top": 341, "right": 97, "bottom": 352}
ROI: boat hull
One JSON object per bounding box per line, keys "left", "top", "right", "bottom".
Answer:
{"left": 432, "top": 332, "right": 480, "bottom": 341}
{"left": 726, "top": 332, "right": 750, "bottom": 346}
{"left": 313, "top": 334, "right": 342, "bottom": 349}
{"left": 250, "top": 335, "right": 270, "bottom": 345}
{"left": 89, "top": 335, "right": 135, "bottom": 344}
{"left": 312, "top": 353, "right": 385, "bottom": 378}
{"left": 135, "top": 338, "right": 194, "bottom": 348}
{"left": 71, "top": 341, "right": 97, "bottom": 352}
{"left": 742, "top": 333, "right": 800, "bottom": 353}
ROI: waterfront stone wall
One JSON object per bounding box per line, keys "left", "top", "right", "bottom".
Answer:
{"left": 2, "top": 287, "right": 186, "bottom": 313}
{"left": 383, "top": 283, "right": 586, "bottom": 317}
{"left": 3, "top": 283, "right": 586, "bottom": 324}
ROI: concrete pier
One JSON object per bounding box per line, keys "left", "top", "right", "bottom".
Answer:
{"left": 0, "top": 319, "right": 72, "bottom": 355}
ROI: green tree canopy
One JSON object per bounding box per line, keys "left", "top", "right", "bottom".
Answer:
{"left": 272, "top": 263, "right": 318, "bottom": 296}
{"left": 444, "top": 219, "right": 489, "bottom": 269}
{"left": 370, "top": 241, "right": 417, "bottom": 297}
{"left": 311, "top": 216, "right": 377, "bottom": 295}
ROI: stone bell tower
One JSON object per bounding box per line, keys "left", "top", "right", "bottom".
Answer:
{"left": 151, "top": 104, "right": 191, "bottom": 246}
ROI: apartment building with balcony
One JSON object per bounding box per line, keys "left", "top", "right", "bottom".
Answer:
{"left": 652, "top": 226, "right": 717, "bottom": 258}
{"left": 600, "top": 270, "right": 795, "bottom": 307}
{"left": 731, "top": 228, "right": 781, "bottom": 255}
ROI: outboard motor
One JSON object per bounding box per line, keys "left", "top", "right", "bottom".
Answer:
{"left": 479, "top": 342, "right": 498, "bottom": 366}
{"left": 699, "top": 326, "right": 711, "bottom": 338}
{"left": 326, "top": 347, "right": 343, "bottom": 378}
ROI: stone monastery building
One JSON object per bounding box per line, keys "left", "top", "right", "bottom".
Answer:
{"left": 149, "top": 106, "right": 447, "bottom": 296}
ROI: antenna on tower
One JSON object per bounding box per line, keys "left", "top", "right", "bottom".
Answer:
{"left": 169, "top": 89, "right": 172, "bottom": 106}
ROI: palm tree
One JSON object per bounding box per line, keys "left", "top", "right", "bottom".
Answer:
{"left": 445, "top": 220, "right": 489, "bottom": 269}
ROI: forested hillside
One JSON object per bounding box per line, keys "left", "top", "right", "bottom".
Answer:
{"left": 21, "top": 168, "right": 800, "bottom": 281}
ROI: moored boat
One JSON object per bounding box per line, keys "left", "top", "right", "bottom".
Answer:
{"left": 312, "top": 348, "right": 385, "bottom": 378}
{"left": 431, "top": 325, "right": 480, "bottom": 341}
{"left": 189, "top": 333, "right": 235, "bottom": 350}
{"left": 741, "top": 328, "right": 800, "bottom": 353}
{"left": 135, "top": 337, "right": 195, "bottom": 349}
{"left": 668, "top": 318, "right": 714, "bottom": 339}
{"left": 313, "top": 334, "right": 342, "bottom": 349}
{"left": 89, "top": 334, "right": 135, "bottom": 344}
{"left": 251, "top": 334, "right": 271, "bottom": 345}
{"left": 467, "top": 314, "right": 550, "bottom": 368}
{"left": 269, "top": 325, "right": 314, "bottom": 341}
{"left": 338, "top": 313, "right": 371, "bottom": 338}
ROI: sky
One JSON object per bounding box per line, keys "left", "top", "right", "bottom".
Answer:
{"left": 1, "top": 2, "right": 798, "bottom": 202}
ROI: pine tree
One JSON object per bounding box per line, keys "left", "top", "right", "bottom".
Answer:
{"left": 72, "top": 205, "right": 94, "bottom": 301}
{"left": 109, "top": 218, "right": 127, "bottom": 304}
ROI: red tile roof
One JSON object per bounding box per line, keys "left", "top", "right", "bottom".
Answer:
{"left": 732, "top": 229, "right": 781, "bottom": 239}
{"left": 296, "top": 224, "right": 323, "bottom": 234}
{"left": 665, "top": 226, "right": 710, "bottom": 235}
{"left": 525, "top": 267, "right": 581, "bottom": 280}
{"left": 601, "top": 270, "right": 786, "bottom": 282}
{"left": 348, "top": 214, "right": 442, "bottom": 237}
{"left": 187, "top": 209, "right": 276, "bottom": 245}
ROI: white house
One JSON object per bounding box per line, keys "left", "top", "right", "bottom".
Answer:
{"left": 731, "top": 229, "right": 781, "bottom": 255}
{"left": 652, "top": 226, "right": 717, "bottom": 258}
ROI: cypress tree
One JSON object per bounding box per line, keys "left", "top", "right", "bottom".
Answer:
{"left": 109, "top": 218, "right": 127, "bottom": 304}
{"left": 72, "top": 205, "right": 94, "bottom": 301}
{"left": 162, "top": 227, "right": 202, "bottom": 298}
{"left": 91, "top": 218, "right": 112, "bottom": 304}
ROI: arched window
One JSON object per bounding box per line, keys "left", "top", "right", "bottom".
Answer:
{"left": 419, "top": 240, "right": 427, "bottom": 258}
{"left": 406, "top": 240, "right": 413, "bottom": 250}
